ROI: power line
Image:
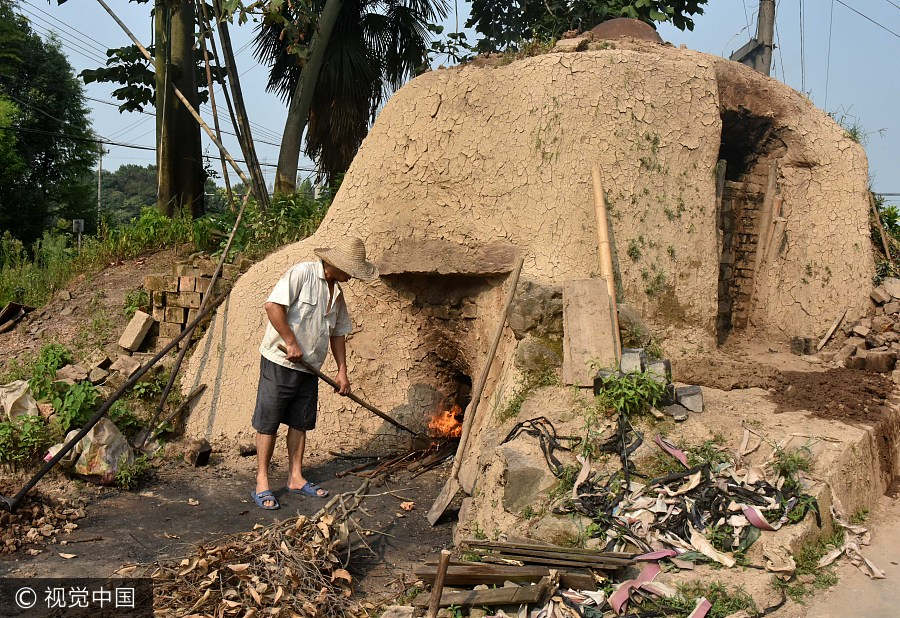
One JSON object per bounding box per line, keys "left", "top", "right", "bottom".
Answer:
{"left": 25, "top": 21, "right": 108, "bottom": 65}
{"left": 835, "top": 0, "right": 900, "bottom": 38}
{"left": 18, "top": 9, "right": 109, "bottom": 62}
{"left": 882, "top": 0, "right": 900, "bottom": 12}
{"left": 19, "top": 0, "right": 111, "bottom": 52}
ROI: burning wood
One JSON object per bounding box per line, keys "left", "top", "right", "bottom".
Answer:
{"left": 427, "top": 404, "right": 463, "bottom": 438}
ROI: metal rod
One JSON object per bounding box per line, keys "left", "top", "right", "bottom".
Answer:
{"left": 0, "top": 292, "right": 230, "bottom": 513}
{"left": 277, "top": 345, "right": 418, "bottom": 436}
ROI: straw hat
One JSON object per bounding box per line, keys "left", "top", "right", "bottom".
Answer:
{"left": 314, "top": 236, "right": 377, "bottom": 280}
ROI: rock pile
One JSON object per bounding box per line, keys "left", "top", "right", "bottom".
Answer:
{"left": 823, "top": 277, "right": 900, "bottom": 375}
{"left": 0, "top": 492, "right": 85, "bottom": 555}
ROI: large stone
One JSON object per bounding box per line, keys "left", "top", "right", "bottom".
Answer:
{"left": 647, "top": 359, "right": 672, "bottom": 384}
{"left": 527, "top": 514, "right": 593, "bottom": 547}
{"left": 620, "top": 348, "right": 647, "bottom": 374}
{"left": 184, "top": 438, "right": 212, "bottom": 467}
{"left": 85, "top": 349, "right": 111, "bottom": 370}
{"left": 865, "top": 350, "right": 897, "bottom": 373}
{"left": 881, "top": 277, "right": 900, "bottom": 300}
{"left": 508, "top": 280, "right": 563, "bottom": 339}
{"left": 871, "top": 287, "right": 892, "bottom": 305}
{"left": 109, "top": 355, "right": 141, "bottom": 378}
{"left": 380, "top": 607, "right": 415, "bottom": 618}
{"left": 56, "top": 364, "right": 89, "bottom": 383}
{"left": 117, "top": 310, "right": 155, "bottom": 351}
{"left": 618, "top": 303, "right": 652, "bottom": 347}
{"left": 845, "top": 355, "right": 866, "bottom": 370}
{"left": 846, "top": 336, "right": 867, "bottom": 351}
{"left": 852, "top": 324, "right": 871, "bottom": 338}
{"left": 500, "top": 441, "right": 557, "bottom": 514}
{"left": 514, "top": 335, "right": 562, "bottom": 372}
{"left": 552, "top": 36, "right": 589, "bottom": 53}
{"left": 884, "top": 301, "right": 900, "bottom": 315}
{"left": 88, "top": 367, "right": 109, "bottom": 385}
{"left": 663, "top": 403, "right": 689, "bottom": 421}
{"left": 872, "top": 315, "right": 894, "bottom": 333}
{"left": 675, "top": 385, "right": 703, "bottom": 412}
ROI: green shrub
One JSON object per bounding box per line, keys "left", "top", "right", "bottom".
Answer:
{"left": 115, "top": 454, "right": 152, "bottom": 490}
{"left": 52, "top": 382, "right": 99, "bottom": 433}
{"left": 28, "top": 343, "right": 73, "bottom": 400}
{"left": 108, "top": 401, "right": 142, "bottom": 437}
{"left": 0, "top": 415, "right": 52, "bottom": 466}
{"left": 123, "top": 288, "right": 149, "bottom": 319}
{"left": 593, "top": 371, "right": 667, "bottom": 417}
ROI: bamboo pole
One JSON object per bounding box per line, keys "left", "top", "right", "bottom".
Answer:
{"left": 94, "top": 0, "right": 251, "bottom": 189}
{"left": 871, "top": 192, "right": 893, "bottom": 267}
{"left": 591, "top": 166, "right": 621, "bottom": 360}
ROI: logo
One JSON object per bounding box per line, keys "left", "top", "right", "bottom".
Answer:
{"left": 14, "top": 586, "right": 37, "bottom": 609}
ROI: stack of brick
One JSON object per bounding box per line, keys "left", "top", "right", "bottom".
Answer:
{"left": 143, "top": 256, "right": 240, "bottom": 349}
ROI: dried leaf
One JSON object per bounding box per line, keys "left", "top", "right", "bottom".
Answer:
{"left": 228, "top": 563, "right": 251, "bottom": 573}
{"left": 58, "top": 552, "right": 76, "bottom": 559}
{"left": 187, "top": 498, "right": 199, "bottom": 506}
{"left": 331, "top": 568, "right": 352, "bottom": 583}
{"left": 399, "top": 501, "right": 415, "bottom": 511}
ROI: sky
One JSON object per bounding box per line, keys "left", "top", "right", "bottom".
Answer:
{"left": 14, "top": 0, "right": 899, "bottom": 194}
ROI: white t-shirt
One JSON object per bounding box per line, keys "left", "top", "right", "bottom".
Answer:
{"left": 259, "top": 261, "right": 353, "bottom": 372}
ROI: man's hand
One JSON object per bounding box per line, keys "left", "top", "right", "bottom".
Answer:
{"left": 334, "top": 369, "right": 351, "bottom": 396}
{"left": 283, "top": 342, "right": 304, "bottom": 364}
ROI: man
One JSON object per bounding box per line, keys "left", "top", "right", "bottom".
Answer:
{"left": 250, "top": 236, "right": 376, "bottom": 510}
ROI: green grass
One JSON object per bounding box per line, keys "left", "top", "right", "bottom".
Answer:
{"left": 0, "top": 414, "right": 53, "bottom": 467}
{"left": 115, "top": 454, "right": 153, "bottom": 490}
{"left": 687, "top": 436, "right": 732, "bottom": 468}
{"left": 123, "top": 288, "right": 149, "bottom": 319}
{"left": 771, "top": 445, "right": 813, "bottom": 492}
{"left": 496, "top": 366, "right": 559, "bottom": 423}
{"left": 773, "top": 530, "right": 844, "bottom": 603}
{"left": 593, "top": 370, "right": 668, "bottom": 417}
{"left": 649, "top": 581, "right": 757, "bottom": 617}
{"left": 0, "top": 187, "right": 330, "bottom": 309}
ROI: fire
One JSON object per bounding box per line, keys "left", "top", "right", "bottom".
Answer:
{"left": 428, "top": 404, "right": 463, "bottom": 438}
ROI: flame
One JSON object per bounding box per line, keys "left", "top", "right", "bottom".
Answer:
{"left": 428, "top": 404, "right": 463, "bottom": 438}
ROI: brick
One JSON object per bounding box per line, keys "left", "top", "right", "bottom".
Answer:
{"left": 151, "top": 291, "right": 166, "bottom": 307}
{"left": 85, "top": 349, "right": 111, "bottom": 370}
{"left": 195, "top": 277, "right": 212, "bottom": 294}
{"left": 159, "top": 321, "right": 183, "bottom": 339}
{"left": 818, "top": 351, "right": 835, "bottom": 363}
{"left": 117, "top": 310, "right": 155, "bottom": 351}
{"left": 675, "top": 385, "right": 703, "bottom": 413}
{"left": 663, "top": 403, "right": 689, "bottom": 422}
{"left": 178, "top": 276, "right": 197, "bottom": 292}
{"left": 165, "top": 306, "right": 187, "bottom": 323}
{"left": 866, "top": 350, "right": 897, "bottom": 373}
{"left": 152, "top": 306, "right": 166, "bottom": 322}
{"left": 882, "top": 277, "right": 900, "bottom": 299}
{"left": 846, "top": 336, "right": 867, "bottom": 351}
{"left": 866, "top": 333, "right": 886, "bottom": 349}
{"left": 195, "top": 259, "right": 217, "bottom": 277}
{"left": 871, "top": 287, "right": 892, "bottom": 304}
{"left": 143, "top": 274, "right": 177, "bottom": 293}
{"left": 174, "top": 263, "right": 200, "bottom": 277}
{"left": 57, "top": 364, "right": 89, "bottom": 382}
{"left": 184, "top": 438, "right": 212, "bottom": 467}
{"left": 852, "top": 324, "right": 871, "bottom": 338}
{"left": 89, "top": 367, "right": 109, "bottom": 385}
{"left": 845, "top": 354, "right": 866, "bottom": 370}
{"left": 168, "top": 291, "right": 202, "bottom": 309}
{"left": 109, "top": 355, "right": 141, "bottom": 377}
{"left": 790, "top": 337, "right": 817, "bottom": 355}
{"left": 647, "top": 359, "right": 671, "bottom": 384}
{"left": 885, "top": 301, "right": 900, "bottom": 315}
{"left": 220, "top": 264, "right": 239, "bottom": 280}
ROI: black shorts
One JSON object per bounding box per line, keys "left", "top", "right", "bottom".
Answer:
{"left": 252, "top": 356, "right": 318, "bottom": 434}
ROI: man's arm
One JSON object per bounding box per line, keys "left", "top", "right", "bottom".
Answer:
{"left": 330, "top": 335, "right": 350, "bottom": 395}
{"left": 265, "top": 302, "right": 303, "bottom": 363}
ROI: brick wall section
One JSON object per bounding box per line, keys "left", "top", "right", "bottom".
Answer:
{"left": 717, "top": 180, "right": 764, "bottom": 336}
{"left": 143, "top": 257, "right": 238, "bottom": 349}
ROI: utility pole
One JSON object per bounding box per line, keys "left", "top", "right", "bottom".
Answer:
{"left": 730, "top": 0, "right": 775, "bottom": 76}
{"left": 97, "top": 147, "right": 104, "bottom": 231}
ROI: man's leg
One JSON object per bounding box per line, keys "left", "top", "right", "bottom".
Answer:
{"left": 287, "top": 427, "right": 327, "bottom": 496}
{"left": 255, "top": 432, "right": 277, "bottom": 507}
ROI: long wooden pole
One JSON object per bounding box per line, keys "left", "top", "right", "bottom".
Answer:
{"left": 591, "top": 166, "right": 621, "bottom": 360}
{"left": 871, "top": 192, "right": 893, "bottom": 267}
{"left": 94, "top": 0, "right": 252, "bottom": 189}
{"left": 427, "top": 257, "right": 525, "bottom": 525}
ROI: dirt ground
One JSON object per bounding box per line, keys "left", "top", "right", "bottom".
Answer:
{"left": 0, "top": 447, "right": 454, "bottom": 604}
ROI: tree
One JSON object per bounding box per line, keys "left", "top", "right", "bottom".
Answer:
{"left": 98, "top": 163, "right": 159, "bottom": 225}
{"left": 467, "top": 0, "right": 708, "bottom": 52}
{"left": 80, "top": 0, "right": 210, "bottom": 218}
{"left": 0, "top": 2, "right": 98, "bottom": 245}
{"left": 252, "top": 0, "right": 448, "bottom": 191}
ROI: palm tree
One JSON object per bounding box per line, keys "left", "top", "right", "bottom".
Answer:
{"left": 254, "top": 0, "right": 447, "bottom": 192}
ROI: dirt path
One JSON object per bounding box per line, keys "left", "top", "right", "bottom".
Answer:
{"left": 0, "top": 453, "right": 453, "bottom": 602}
{"left": 803, "top": 489, "right": 900, "bottom": 617}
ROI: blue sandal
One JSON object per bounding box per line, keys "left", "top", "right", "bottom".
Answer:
{"left": 250, "top": 489, "right": 280, "bottom": 510}
{"left": 289, "top": 482, "right": 329, "bottom": 498}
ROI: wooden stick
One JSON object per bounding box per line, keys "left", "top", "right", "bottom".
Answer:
{"left": 277, "top": 345, "right": 418, "bottom": 435}
{"left": 871, "top": 192, "right": 893, "bottom": 266}
{"left": 591, "top": 166, "right": 621, "bottom": 360}
{"left": 427, "top": 550, "right": 452, "bottom": 618}
{"left": 817, "top": 309, "right": 847, "bottom": 351}
{"left": 415, "top": 576, "right": 549, "bottom": 608}
{"left": 426, "top": 256, "right": 525, "bottom": 524}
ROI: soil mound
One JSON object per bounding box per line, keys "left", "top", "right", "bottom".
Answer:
{"left": 183, "top": 43, "right": 873, "bottom": 449}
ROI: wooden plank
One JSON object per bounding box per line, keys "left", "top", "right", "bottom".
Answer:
{"left": 412, "top": 578, "right": 550, "bottom": 608}
{"left": 491, "top": 553, "right": 626, "bottom": 570}
{"left": 562, "top": 279, "right": 617, "bottom": 386}
{"left": 817, "top": 309, "right": 848, "bottom": 352}
{"left": 465, "top": 540, "right": 635, "bottom": 560}
{"left": 413, "top": 565, "right": 593, "bottom": 589}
